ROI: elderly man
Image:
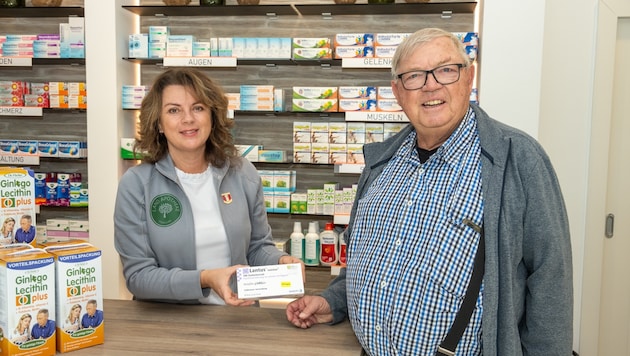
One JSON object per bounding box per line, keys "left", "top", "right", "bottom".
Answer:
{"left": 31, "top": 309, "right": 55, "bottom": 339}
{"left": 286, "top": 27, "right": 573, "bottom": 356}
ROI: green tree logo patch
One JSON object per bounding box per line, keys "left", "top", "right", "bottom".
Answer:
{"left": 150, "top": 194, "right": 182, "bottom": 227}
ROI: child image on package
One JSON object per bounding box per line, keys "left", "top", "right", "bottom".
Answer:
{"left": 42, "top": 242, "right": 103, "bottom": 353}
{"left": 0, "top": 247, "right": 57, "bottom": 356}
{"left": 0, "top": 167, "right": 37, "bottom": 247}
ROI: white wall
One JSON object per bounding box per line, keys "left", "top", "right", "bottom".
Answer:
{"left": 479, "top": 0, "right": 597, "bottom": 352}
{"left": 85, "top": 0, "right": 137, "bottom": 300}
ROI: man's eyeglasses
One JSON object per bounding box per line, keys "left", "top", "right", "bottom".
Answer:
{"left": 396, "top": 63, "right": 467, "bottom": 90}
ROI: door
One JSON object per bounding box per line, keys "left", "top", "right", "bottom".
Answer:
{"left": 598, "top": 17, "right": 630, "bottom": 356}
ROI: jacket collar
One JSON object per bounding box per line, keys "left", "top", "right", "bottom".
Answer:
{"left": 363, "top": 103, "right": 511, "bottom": 172}
{"left": 155, "top": 154, "right": 230, "bottom": 183}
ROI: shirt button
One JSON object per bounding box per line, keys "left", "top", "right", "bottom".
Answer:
{"left": 395, "top": 239, "right": 401, "bottom": 246}
{"left": 380, "top": 281, "right": 387, "bottom": 288}
{"left": 375, "top": 325, "right": 382, "bottom": 331}
{"left": 407, "top": 199, "right": 413, "bottom": 206}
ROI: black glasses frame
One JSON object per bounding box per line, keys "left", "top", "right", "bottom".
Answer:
{"left": 396, "top": 63, "right": 466, "bottom": 90}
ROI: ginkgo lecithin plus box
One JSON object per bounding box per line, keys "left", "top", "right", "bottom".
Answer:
{"left": 41, "top": 241, "right": 103, "bottom": 353}
{"left": 0, "top": 246, "right": 56, "bottom": 356}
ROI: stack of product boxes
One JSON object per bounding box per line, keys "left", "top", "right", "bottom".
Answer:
{"left": 260, "top": 170, "right": 296, "bottom": 213}
{"left": 0, "top": 15, "right": 85, "bottom": 60}
{"left": 59, "top": 17, "right": 85, "bottom": 59}
{"left": 121, "top": 85, "right": 149, "bottom": 110}
{"left": 33, "top": 172, "right": 88, "bottom": 208}
{"left": 42, "top": 219, "right": 89, "bottom": 243}
{"left": 374, "top": 33, "right": 410, "bottom": 58}
{"left": 0, "top": 167, "right": 102, "bottom": 355}
{"left": 0, "top": 241, "right": 103, "bottom": 356}
{"left": 0, "top": 16, "right": 85, "bottom": 59}
{"left": 26, "top": 81, "right": 50, "bottom": 108}
{"left": 292, "top": 86, "right": 337, "bottom": 113}
{"left": 333, "top": 33, "right": 374, "bottom": 59}
{"left": 293, "top": 120, "right": 371, "bottom": 165}
{"left": 0, "top": 245, "right": 57, "bottom": 356}
{"left": 41, "top": 241, "right": 103, "bottom": 353}
{"left": 338, "top": 86, "right": 377, "bottom": 113}
{"left": 119, "top": 137, "right": 146, "bottom": 160}
{"left": 240, "top": 85, "right": 274, "bottom": 112}
{"left": 233, "top": 37, "right": 292, "bottom": 59}
{"left": 0, "top": 80, "right": 28, "bottom": 107}
{"left": 300, "top": 182, "right": 357, "bottom": 216}
{"left": 125, "top": 30, "right": 476, "bottom": 61}
{"left": 33, "top": 34, "right": 60, "bottom": 59}
{"left": 50, "top": 81, "right": 87, "bottom": 109}
{"left": 0, "top": 167, "right": 37, "bottom": 247}
{"left": 35, "top": 139, "right": 88, "bottom": 159}
{"left": 166, "top": 35, "right": 195, "bottom": 57}
{"left": 454, "top": 31, "right": 479, "bottom": 62}
{"left": 292, "top": 37, "right": 332, "bottom": 60}
{"left": 128, "top": 33, "right": 149, "bottom": 58}
{"left": 148, "top": 26, "right": 168, "bottom": 59}
{"left": 376, "top": 86, "right": 402, "bottom": 112}
{"left": 0, "top": 80, "right": 86, "bottom": 109}
{"left": 1, "top": 35, "right": 36, "bottom": 58}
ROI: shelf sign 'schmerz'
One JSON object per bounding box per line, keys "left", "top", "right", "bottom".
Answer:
{"left": 162, "top": 57, "right": 237, "bottom": 68}
{"left": 0, "top": 107, "right": 43, "bottom": 117}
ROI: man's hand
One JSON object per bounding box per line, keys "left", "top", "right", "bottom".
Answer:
{"left": 286, "top": 295, "right": 333, "bottom": 328}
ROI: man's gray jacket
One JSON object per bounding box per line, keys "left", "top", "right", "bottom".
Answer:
{"left": 322, "top": 103, "right": 573, "bottom": 356}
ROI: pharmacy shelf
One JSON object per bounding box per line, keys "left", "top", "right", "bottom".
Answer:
{"left": 0, "top": 6, "right": 84, "bottom": 18}
{"left": 122, "top": 5, "right": 296, "bottom": 17}
{"left": 123, "top": 57, "right": 397, "bottom": 69}
{"left": 294, "top": 3, "right": 476, "bottom": 16}
{"left": 32, "top": 58, "right": 86, "bottom": 65}
{"left": 122, "top": 2, "right": 476, "bottom": 17}
{"left": 123, "top": 57, "right": 339, "bottom": 67}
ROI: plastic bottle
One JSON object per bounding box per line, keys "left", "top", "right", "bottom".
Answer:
{"left": 290, "top": 221, "right": 305, "bottom": 261}
{"left": 338, "top": 226, "right": 347, "bottom": 266}
{"left": 304, "top": 221, "right": 320, "bottom": 266}
{"left": 319, "top": 222, "right": 338, "bottom": 266}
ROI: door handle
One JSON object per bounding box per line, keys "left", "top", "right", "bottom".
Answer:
{"left": 605, "top": 213, "right": 614, "bottom": 238}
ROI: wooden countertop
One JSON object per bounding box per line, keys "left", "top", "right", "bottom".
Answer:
{"left": 66, "top": 298, "right": 361, "bottom": 356}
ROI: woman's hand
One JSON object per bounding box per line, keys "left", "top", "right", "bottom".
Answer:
{"left": 200, "top": 266, "right": 255, "bottom": 307}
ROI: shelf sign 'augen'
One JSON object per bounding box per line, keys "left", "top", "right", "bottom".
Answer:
{"left": 162, "top": 57, "right": 237, "bottom": 68}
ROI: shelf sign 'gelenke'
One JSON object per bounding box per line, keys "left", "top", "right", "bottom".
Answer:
{"left": 342, "top": 57, "right": 392, "bottom": 69}
{"left": 0, "top": 107, "right": 43, "bottom": 117}
{"left": 162, "top": 57, "right": 237, "bottom": 68}
{"left": 0, "top": 57, "right": 32, "bottom": 67}
{"left": 345, "top": 111, "right": 409, "bottom": 122}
